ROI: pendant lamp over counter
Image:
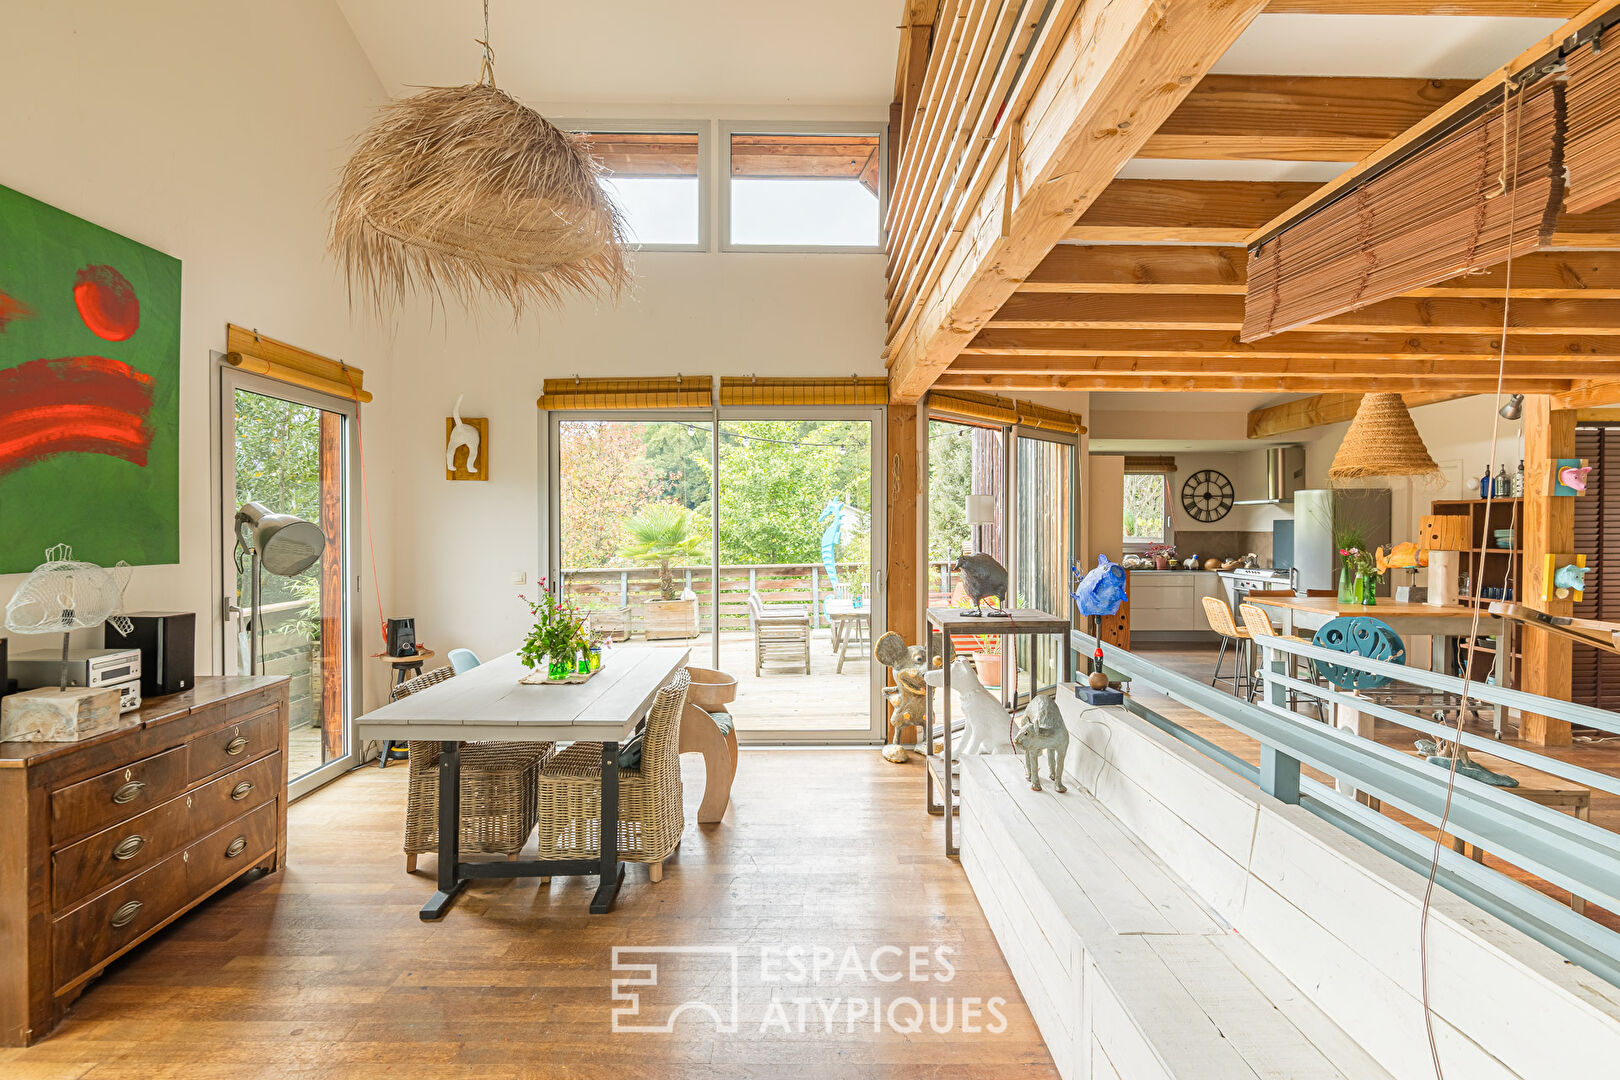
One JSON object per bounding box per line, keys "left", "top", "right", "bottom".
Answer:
{"left": 1327, "top": 394, "right": 1441, "bottom": 481}
{"left": 329, "top": 0, "right": 628, "bottom": 316}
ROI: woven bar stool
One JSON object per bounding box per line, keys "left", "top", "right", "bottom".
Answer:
{"left": 1200, "top": 596, "right": 1251, "bottom": 697}
{"left": 396, "top": 666, "right": 554, "bottom": 874}
{"left": 1238, "top": 602, "right": 1326, "bottom": 719}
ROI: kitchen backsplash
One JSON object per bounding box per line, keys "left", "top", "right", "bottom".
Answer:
{"left": 1174, "top": 530, "right": 1274, "bottom": 566}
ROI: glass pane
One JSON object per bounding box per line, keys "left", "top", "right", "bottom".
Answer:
{"left": 556, "top": 419, "right": 715, "bottom": 671}
{"left": 928, "top": 421, "right": 1003, "bottom": 604}
{"left": 729, "top": 133, "right": 881, "bottom": 247}
{"left": 1015, "top": 436, "right": 1072, "bottom": 698}
{"left": 718, "top": 419, "right": 873, "bottom": 733}
{"left": 579, "top": 131, "right": 701, "bottom": 247}
{"left": 233, "top": 389, "right": 345, "bottom": 782}
{"left": 1124, "top": 474, "right": 1167, "bottom": 544}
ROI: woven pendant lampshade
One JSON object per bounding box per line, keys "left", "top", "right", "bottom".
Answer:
{"left": 1328, "top": 393, "right": 1441, "bottom": 480}
{"left": 329, "top": 6, "right": 627, "bottom": 314}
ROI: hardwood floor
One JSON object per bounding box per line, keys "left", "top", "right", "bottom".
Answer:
{"left": 0, "top": 752, "right": 1056, "bottom": 1079}
{"left": 1131, "top": 642, "right": 1620, "bottom": 932}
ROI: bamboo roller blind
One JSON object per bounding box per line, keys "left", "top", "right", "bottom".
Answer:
{"left": 1122, "top": 455, "right": 1177, "bottom": 475}
{"left": 928, "top": 389, "right": 1085, "bottom": 434}
{"left": 537, "top": 377, "right": 713, "bottom": 410}
{"left": 1567, "top": 29, "right": 1620, "bottom": 215}
{"left": 224, "top": 324, "right": 371, "bottom": 403}
{"left": 719, "top": 377, "right": 888, "bottom": 407}
{"left": 1242, "top": 78, "right": 1565, "bottom": 341}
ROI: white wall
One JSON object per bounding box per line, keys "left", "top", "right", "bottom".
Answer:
{"left": 0, "top": 0, "right": 399, "bottom": 706}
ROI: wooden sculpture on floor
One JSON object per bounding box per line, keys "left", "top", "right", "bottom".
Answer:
{"left": 875, "top": 631, "right": 937, "bottom": 764}
{"left": 1012, "top": 696, "right": 1068, "bottom": 793}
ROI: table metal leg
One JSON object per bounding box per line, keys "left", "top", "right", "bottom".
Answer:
{"left": 925, "top": 629, "right": 942, "bottom": 815}
{"left": 420, "top": 741, "right": 466, "bottom": 921}
{"left": 944, "top": 635, "right": 956, "bottom": 858}
{"left": 590, "top": 741, "right": 625, "bottom": 914}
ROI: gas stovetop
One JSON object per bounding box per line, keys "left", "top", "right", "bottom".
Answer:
{"left": 1223, "top": 566, "right": 1289, "bottom": 581}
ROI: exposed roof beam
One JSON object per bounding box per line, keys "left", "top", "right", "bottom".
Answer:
{"left": 885, "top": 0, "right": 1270, "bottom": 403}
{"left": 948, "top": 355, "right": 1620, "bottom": 379}
{"left": 936, "top": 373, "right": 1566, "bottom": 392}
{"left": 988, "top": 293, "right": 1620, "bottom": 335}
{"left": 1554, "top": 379, "right": 1620, "bottom": 409}
{"left": 1141, "top": 75, "right": 1471, "bottom": 161}
{"left": 965, "top": 327, "right": 1620, "bottom": 362}
{"left": 1069, "top": 179, "right": 1620, "bottom": 247}
{"left": 1022, "top": 245, "right": 1620, "bottom": 299}
{"left": 1247, "top": 392, "right": 1473, "bottom": 439}
{"left": 1262, "top": 2, "right": 1589, "bottom": 15}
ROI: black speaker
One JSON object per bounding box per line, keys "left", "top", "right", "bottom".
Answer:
{"left": 386, "top": 617, "right": 417, "bottom": 657}
{"left": 105, "top": 611, "right": 195, "bottom": 697}
{"left": 0, "top": 636, "right": 9, "bottom": 699}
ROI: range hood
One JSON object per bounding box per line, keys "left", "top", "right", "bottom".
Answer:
{"left": 1235, "top": 445, "right": 1304, "bottom": 505}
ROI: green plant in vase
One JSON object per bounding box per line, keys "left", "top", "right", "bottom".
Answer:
{"left": 520, "top": 583, "right": 587, "bottom": 680}
{"left": 1337, "top": 546, "right": 1380, "bottom": 606}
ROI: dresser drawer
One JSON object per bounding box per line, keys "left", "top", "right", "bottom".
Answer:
{"left": 50, "top": 746, "right": 188, "bottom": 846}
{"left": 190, "top": 752, "right": 280, "bottom": 825}
{"left": 53, "top": 848, "right": 188, "bottom": 991}
{"left": 52, "top": 793, "right": 191, "bottom": 911}
{"left": 188, "top": 707, "right": 278, "bottom": 784}
{"left": 186, "top": 801, "right": 277, "bottom": 893}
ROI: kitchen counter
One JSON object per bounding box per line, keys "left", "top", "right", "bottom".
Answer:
{"left": 1126, "top": 569, "right": 1222, "bottom": 639}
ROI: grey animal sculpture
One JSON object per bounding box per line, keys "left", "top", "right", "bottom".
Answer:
{"left": 1012, "top": 696, "right": 1069, "bottom": 792}
{"left": 954, "top": 551, "right": 1010, "bottom": 617}
{"left": 1414, "top": 738, "right": 1519, "bottom": 788}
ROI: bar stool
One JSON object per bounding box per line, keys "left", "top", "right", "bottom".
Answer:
{"left": 1200, "top": 596, "right": 1250, "bottom": 696}
{"left": 1238, "top": 601, "right": 1326, "bottom": 719}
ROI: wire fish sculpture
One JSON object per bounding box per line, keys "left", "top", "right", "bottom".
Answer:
{"left": 5, "top": 544, "right": 133, "bottom": 690}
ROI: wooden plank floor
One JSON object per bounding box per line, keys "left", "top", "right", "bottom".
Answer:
{"left": 1, "top": 752, "right": 1055, "bottom": 1079}
{"left": 1131, "top": 642, "right": 1620, "bottom": 932}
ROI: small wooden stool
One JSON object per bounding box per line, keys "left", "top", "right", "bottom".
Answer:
{"left": 377, "top": 650, "right": 435, "bottom": 767}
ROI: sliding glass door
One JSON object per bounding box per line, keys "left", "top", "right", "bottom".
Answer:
{"left": 548, "top": 409, "right": 884, "bottom": 742}
{"left": 220, "top": 368, "right": 360, "bottom": 797}
{"left": 1011, "top": 428, "right": 1077, "bottom": 700}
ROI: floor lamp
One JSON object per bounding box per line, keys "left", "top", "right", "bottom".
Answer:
{"left": 234, "top": 501, "right": 325, "bottom": 675}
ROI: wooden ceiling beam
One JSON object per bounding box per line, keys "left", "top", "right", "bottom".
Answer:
{"left": 965, "top": 327, "right": 1620, "bottom": 362}
{"left": 988, "top": 292, "right": 1620, "bottom": 335}
{"left": 948, "top": 355, "right": 1620, "bottom": 379}
{"left": 936, "top": 373, "right": 1568, "bottom": 393}
{"left": 1262, "top": 3, "right": 1590, "bottom": 19}
{"left": 1247, "top": 392, "right": 1473, "bottom": 439}
{"left": 1553, "top": 379, "right": 1620, "bottom": 409}
{"left": 1023, "top": 245, "right": 1620, "bottom": 299}
{"left": 1142, "top": 75, "right": 1472, "bottom": 161}
{"left": 885, "top": 0, "right": 1270, "bottom": 403}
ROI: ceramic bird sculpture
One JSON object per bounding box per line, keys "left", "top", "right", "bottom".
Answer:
{"left": 1560, "top": 463, "right": 1593, "bottom": 493}
{"left": 446, "top": 394, "right": 481, "bottom": 476}
{"left": 954, "top": 552, "right": 1009, "bottom": 617}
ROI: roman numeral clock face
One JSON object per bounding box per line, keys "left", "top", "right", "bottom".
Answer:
{"left": 1182, "top": 469, "right": 1234, "bottom": 523}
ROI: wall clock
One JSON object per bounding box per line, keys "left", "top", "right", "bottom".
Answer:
{"left": 1182, "top": 470, "right": 1234, "bottom": 523}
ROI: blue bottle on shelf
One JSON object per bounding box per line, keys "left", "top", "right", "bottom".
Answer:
{"left": 1479, "top": 468, "right": 1492, "bottom": 499}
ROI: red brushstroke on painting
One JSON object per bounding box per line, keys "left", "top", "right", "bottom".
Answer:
{"left": 73, "top": 264, "right": 140, "bottom": 341}
{"left": 0, "top": 356, "right": 154, "bottom": 474}
{"left": 0, "top": 290, "right": 32, "bottom": 331}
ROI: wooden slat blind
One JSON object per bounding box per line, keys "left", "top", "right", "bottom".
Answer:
{"left": 1572, "top": 424, "right": 1620, "bottom": 712}
{"left": 1014, "top": 399, "right": 1084, "bottom": 434}
{"left": 718, "top": 377, "right": 888, "bottom": 407}
{"left": 1566, "top": 28, "right": 1620, "bottom": 214}
{"left": 225, "top": 324, "right": 370, "bottom": 403}
{"left": 1122, "top": 455, "right": 1177, "bottom": 475}
{"left": 1242, "top": 78, "right": 1565, "bottom": 341}
{"left": 928, "top": 388, "right": 1083, "bottom": 433}
{"left": 537, "top": 377, "right": 712, "bottom": 410}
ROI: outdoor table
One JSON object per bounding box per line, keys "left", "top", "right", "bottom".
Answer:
{"left": 824, "top": 598, "right": 871, "bottom": 672}
{"left": 356, "top": 646, "right": 688, "bottom": 920}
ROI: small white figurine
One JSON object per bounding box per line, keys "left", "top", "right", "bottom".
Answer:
{"left": 446, "top": 394, "right": 481, "bottom": 476}
{"left": 925, "top": 657, "right": 1008, "bottom": 756}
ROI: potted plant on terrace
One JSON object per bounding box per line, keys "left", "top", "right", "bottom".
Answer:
{"left": 621, "top": 503, "right": 703, "bottom": 640}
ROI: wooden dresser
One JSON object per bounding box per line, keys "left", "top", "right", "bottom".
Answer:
{"left": 0, "top": 675, "right": 289, "bottom": 1045}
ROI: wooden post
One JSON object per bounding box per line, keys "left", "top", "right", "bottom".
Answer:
{"left": 1522, "top": 395, "right": 1575, "bottom": 747}
{"left": 887, "top": 404, "right": 922, "bottom": 743}
{"left": 319, "top": 411, "right": 344, "bottom": 763}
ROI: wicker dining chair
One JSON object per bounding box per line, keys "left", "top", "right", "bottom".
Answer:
{"left": 1200, "top": 595, "right": 1251, "bottom": 697}
{"left": 396, "top": 666, "right": 555, "bottom": 874}
{"left": 532, "top": 668, "right": 691, "bottom": 882}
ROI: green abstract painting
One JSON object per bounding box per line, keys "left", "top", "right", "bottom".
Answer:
{"left": 0, "top": 183, "right": 181, "bottom": 573}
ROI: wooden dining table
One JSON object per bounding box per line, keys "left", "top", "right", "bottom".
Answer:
{"left": 356, "top": 646, "right": 688, "bottom": 921}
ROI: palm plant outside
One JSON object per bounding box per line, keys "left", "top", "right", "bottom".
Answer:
{"left": 621, "top": 504, "right": 705, "bottom": 600}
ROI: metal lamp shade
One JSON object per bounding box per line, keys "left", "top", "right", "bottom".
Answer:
{"left": 235, "top": 502, "right": 324, "bottom": 576}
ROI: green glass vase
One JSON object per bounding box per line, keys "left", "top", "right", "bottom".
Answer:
{"left": 1337, "top": 565, "right": 1356, "bottom": 604}
{"left": 1357, "top": 573, "right": 1377, "bottom": 606}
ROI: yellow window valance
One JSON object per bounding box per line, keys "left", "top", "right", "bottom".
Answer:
{"left": 928, "top": 389, "right": 1084, "bottom": 434}
{"left": 719, "top": 376, "right": 888, "bottom": 407}
{"left": 537, "top": 377, "right": 713, "bottom": 410}
{"left": 225, "top": 324, "right": 370, "bottom": 403}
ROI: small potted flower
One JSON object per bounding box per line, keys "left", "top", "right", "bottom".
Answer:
{"left": 519, "top": 584, "right": 592, "bottom": 681}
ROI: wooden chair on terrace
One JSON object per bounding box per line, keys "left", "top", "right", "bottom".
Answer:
{"left": 747, "top": 590, "right": 811, "bottom": 676}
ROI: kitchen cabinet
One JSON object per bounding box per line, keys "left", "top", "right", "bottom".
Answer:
{"left": 1127, "top": 571, "right": 1221, "bottom": 639}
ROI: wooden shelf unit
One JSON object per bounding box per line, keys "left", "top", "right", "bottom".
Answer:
{"left": 1431, "top": 498, "right": 1523, "bottom": 683}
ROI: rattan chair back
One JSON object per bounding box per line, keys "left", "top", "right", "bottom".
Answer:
{"left": 1201, "top": 595, "right": 1247, "bottom": 640}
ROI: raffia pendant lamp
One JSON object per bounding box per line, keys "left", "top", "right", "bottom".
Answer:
{"left": 1328, "top": 393, "right": 1441, "bottom": 481}
{"left": 329, "top": 1, "right": 628, "bottom": 315}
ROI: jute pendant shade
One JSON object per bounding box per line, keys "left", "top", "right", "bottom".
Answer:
{"left": 1328, "top": 394, "right": 1441, "bottom": 481}
{"left": 329, "top": 3, "right": 628, "bottom": 315}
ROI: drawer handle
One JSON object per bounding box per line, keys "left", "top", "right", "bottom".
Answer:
{"left": 110, "top": 900, "right": 142, "bottom": 929}
{"left": 230, "top": 781, "right": 254, "bottom": 802}
{"left": 225, "top": 836, "right": 248, "bottom": 859}
{"left": 112, "top": 835, "right": 146, "bottom": 861}
{"left": 225, "top": 737, "right": 250, "bottom": 756}
{"left": 112, "top": 780, "right": 146, "bottom": 805}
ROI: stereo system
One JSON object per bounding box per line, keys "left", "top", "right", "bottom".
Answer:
{"left": 10, "top": 647, "right": 143, "bottom": 713}
{"left": 105, "top": 611, "right": 196, "bottom": 697}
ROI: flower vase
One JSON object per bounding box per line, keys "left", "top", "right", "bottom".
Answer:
{"left": 547, "top": 658, "right": 570, "bottom": 681}
{"left": 1337, "top": 565, "right": 1355, "bottom": 604}
{"left": 1360, "top": 573, "right": 1378, "bottom": 606}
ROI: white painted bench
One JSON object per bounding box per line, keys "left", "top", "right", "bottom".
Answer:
{"left": 962, "top": 752, "right": 1391, "bottom": 1080}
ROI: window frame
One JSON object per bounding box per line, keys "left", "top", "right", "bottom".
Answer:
{"left": 1121, "top": 471, "right": 1174, "bottom": 553}
{"left": 559, "top": 118, "right": 711, "bottom": 253}
{"left": 719, "top": 120, "right": 888, "bottom": 254}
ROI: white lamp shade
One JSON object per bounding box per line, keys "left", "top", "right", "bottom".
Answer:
{"left": 965, "top": 494, "right": 996, "bottom": 525}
